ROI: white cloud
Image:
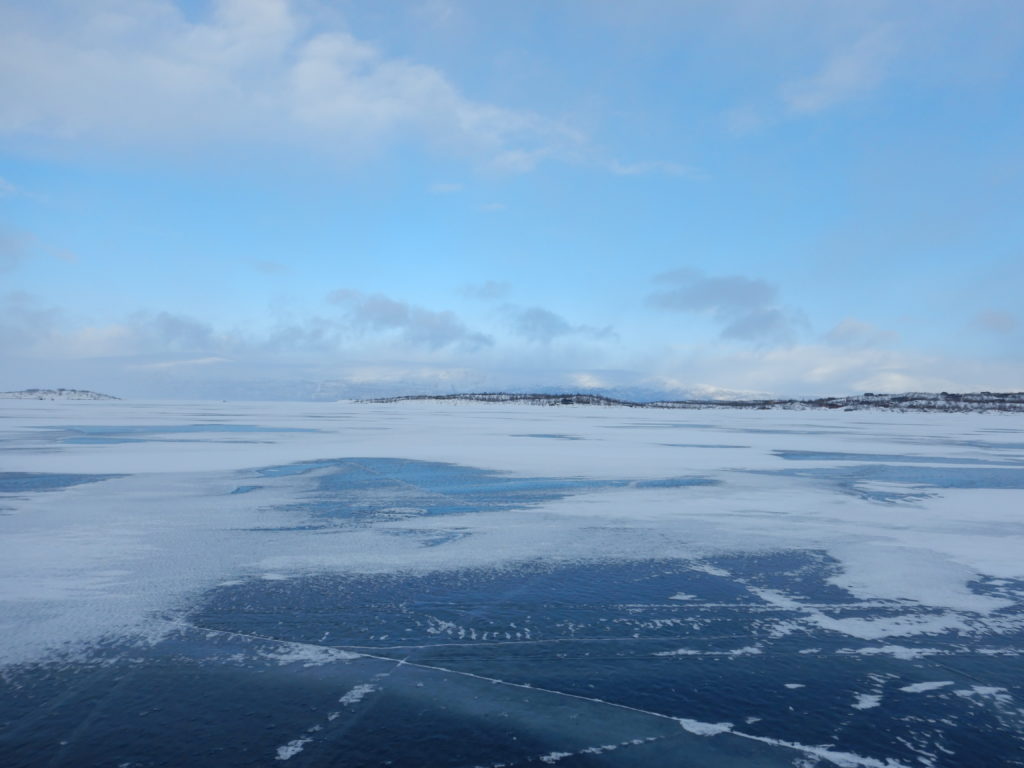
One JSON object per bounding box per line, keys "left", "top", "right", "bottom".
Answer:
{"left": 606, "top": 160, "right": 701, "bottom": 178}
{"left": 782, "top": 26, "right": 896, "bottom": 114}
{"left": 0, "top": 0, "right": 580, "bottom": 168}
{"left": 569, "top": 372, "right": 606, "bottom": 389}
{"left": 3, "top": 291, "right": 1022, "bottom": 401}
{"left": 648, "top": 342, "right": 1019, "bottom": 398}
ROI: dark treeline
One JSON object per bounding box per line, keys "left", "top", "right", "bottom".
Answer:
{"left": 361, "top": 391, "right": 1024, "bottom": 413}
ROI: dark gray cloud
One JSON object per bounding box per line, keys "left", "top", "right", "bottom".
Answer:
{"left": 505, "top": 305, "right": 615, "bottom": 344}
{"left": 648, "top": 268, "right": 801, "bottom": 344}
{"left": 329, "top": 290, "right": 492, "bottom": 350}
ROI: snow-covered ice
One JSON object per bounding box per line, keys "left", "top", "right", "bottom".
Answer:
{"left": 0, "top": 398, "right": 1022, "bottom": 767}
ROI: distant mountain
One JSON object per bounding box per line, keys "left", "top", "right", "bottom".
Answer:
{"left": 361, "top": 391, "right": 1024, "bottom": 413}
{"left": 0, "top": 388, "right": 120, "bottom": 401}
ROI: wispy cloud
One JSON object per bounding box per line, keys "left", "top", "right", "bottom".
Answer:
{"left": 782, "top": 27, "right": 896, "bottom": 114}
{"left": 606, "top": 160, "right": 701, "bottom": 178}
{"left": 430, "top": 182, "right": 462, "bottom": 194}
{"left": 722, "top": 105, "right": 766, "bottom": 136}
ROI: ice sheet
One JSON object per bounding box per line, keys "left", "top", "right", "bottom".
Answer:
{"left": 1, "top": 399, "right": 1022, "bottom": 767}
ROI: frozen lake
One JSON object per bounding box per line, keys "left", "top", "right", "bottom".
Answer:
{"left": 1, "top": 400, "right": 1022, "bottom": 767}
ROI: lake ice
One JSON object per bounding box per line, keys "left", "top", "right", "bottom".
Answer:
{"left": 1, "top": 399, "right": 1022, "bottom": 767}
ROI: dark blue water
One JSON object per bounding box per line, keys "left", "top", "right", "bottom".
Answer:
{"left": 2, "top": 455, "right": 1022, "bottom": 767}
{"left": 3, "top": 555, "right": 1020, "bottom": 767}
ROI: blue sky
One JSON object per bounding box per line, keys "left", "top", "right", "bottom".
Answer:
{"left": 1, "top": 0, "right": 1022, "bottom": 399}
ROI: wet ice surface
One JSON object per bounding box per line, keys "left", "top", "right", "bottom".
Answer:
{"left": 1, "top": 401, "right": 1023, "bottom": 767}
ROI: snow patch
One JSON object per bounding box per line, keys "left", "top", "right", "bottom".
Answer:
{"left": 339, "top": 683, "right": 378, "bottom": 705}
{"left": 678, "top": 718, "right": 733, "bottom": 736}
{"left": 852, "top": 694, "right": 882, "bottom": 710}
{"left": 899, "top": 681, "right": 953, "bottom": 693}
{"left": 839, "top": 646, "right": 941, "bottom": 660}
{"left": 275, "top": 737, "right": 312, "bottom": 761}
{"left": 266, "top": 645, "right": 360, "bottom": 666}
{"left": 539, "top": 752, "right": 573, "bottom": 764}
{"left": 656, "top": 645, "right": 762, "bottom": 657}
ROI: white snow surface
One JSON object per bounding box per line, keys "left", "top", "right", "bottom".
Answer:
{"left": 1, "top": 398, "right": 1023, "bottom": 666}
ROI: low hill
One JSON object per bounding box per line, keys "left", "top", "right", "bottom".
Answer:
{"left": 0, "top": 388, "right": 120, "bottom": 401}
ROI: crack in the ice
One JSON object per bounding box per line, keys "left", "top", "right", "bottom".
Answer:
{"left": 177, "top": 620, "right": 913, "bottom": 768}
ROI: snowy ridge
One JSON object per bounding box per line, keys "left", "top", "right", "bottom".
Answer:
{"left": 362, "top": 391, "right": 1024, "bottom": 413}
{"left": 0, "top": 388, "right": 120, "bottom": 400}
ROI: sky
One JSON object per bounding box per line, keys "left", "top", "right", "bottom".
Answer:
{"left": 1, "top": 0, "right": 1022, "bottom": 400}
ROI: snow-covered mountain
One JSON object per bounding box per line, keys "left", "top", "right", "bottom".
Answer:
{"left": 0, "top": 388, "right": 120, "bottom": 401}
